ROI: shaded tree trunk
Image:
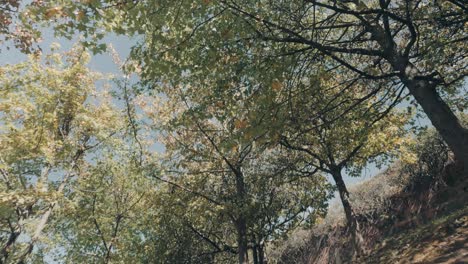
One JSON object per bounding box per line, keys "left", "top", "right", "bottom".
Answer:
{"left": 236, "top": 218, "right": 249, "bottom": 264}
{"left": 401, "top": 76, "right": 468, "bottom": 174}
{"left": 359, "top": 12, "right": 468, "bottom": 174}
{"left": 258, "top": 244, "right": 265, "bottom": 264}
{"left": 1, "top": 226, "right": 20, "bottom": 262}
{"left": 234, "top": 168, "right": 249, "bottom": 264}
{"left": 253, "top": 245, "right": 259, "bottom": 264}
{"left": 330, "top": 167, "right": 362, "bottom": 256}
{"left": 371, "top": 20, "right": 468, "bottom": 174}
{"left": 251, "top": 243, "right": 266, "bottom": 264}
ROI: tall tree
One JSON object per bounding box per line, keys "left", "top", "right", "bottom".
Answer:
{"left": 52, "top": 147, "right": 156, "bottom": 264}
{"left": 277, "top": 65, "right": 414, "bottom": 253}
{"left": 138, "top": 78, "right": 332, "bottom": 263}
{"left": 221, "top": 0, "right": 468, "bottom": 169}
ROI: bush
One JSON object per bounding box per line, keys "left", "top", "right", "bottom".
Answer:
{"left": 402, "top": 129, "right": 450, "bottom": 190}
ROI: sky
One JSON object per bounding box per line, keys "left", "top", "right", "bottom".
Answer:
{"left": 0, "top": 29, "right": 133, "bottom": 74}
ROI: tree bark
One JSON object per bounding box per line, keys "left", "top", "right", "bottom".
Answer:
{"left": 258, "top": 244, "right": 265, "bottom": 264}
{"left": 253, "top": 245, "right": 259, "bottom": 264}
{"left": 330, "top": 167, "right": 362, "bottom": 256}
{"left": 356, "top": 8, "right": 468, "bottom": 174}
{"left": 236, "top": 218, "right": 249, "bottom": 264}
{"left": 0, "top": 227, "right": 20, "bottom": 262}
{"left": 234, "top": 168, "right": 249, "bottom": 264}
{"left": 370, "top": 19, "right": 468, "bottom": 175}
{"left": 402, "top": 76, "right": 468, "bottom": 174}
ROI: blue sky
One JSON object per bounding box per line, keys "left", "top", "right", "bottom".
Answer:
{"left": 0, "top": 29, "right": 133, "bottom": 73}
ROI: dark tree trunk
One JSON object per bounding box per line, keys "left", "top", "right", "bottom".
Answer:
{"left": 1, "top": 229, "right": 20, "bottom": 262}
{"left": 370, "top": 22, "right": 468, "bottom": 175}
{"left": 330, "top": 167, "right": 362, "bottom": 255}
{"left": 376, "top": 23, "right": 468, "bottom": 175}
{"left": 253, "top": 245, "right": 259, "bottom": 264}
{"left": 402, "top": 77, "right": 468, "bottom": 174}
{"left": 258, "top": 244, "right": 265, "bottom": 264}
{"left": 234, "top": 169, "right": 249, "bottom": 264}
{"left": 236, "top": 218, "right": 249, "bottom": 264}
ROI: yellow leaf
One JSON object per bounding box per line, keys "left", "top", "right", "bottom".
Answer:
{"left": 76, "top": 11, "right": 86, "bottom": 21}
{"left": 271, "top": 80, "right": 283, "bottom": 92}
{"left": 45, "top": 7, "right": 63, "bottom": 19}
{"left": 234, "top": 119, "right": 247, "bottom": 129}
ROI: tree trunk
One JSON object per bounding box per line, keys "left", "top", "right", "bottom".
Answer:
{"left": 234, "top": 169, "right": 249, "bottom": 264}
{"left": 1, "top": 227, "right": 20, "bottom": 262}
{"left": 253, "top": 245, "right": 259, "bottom": 264}
{"left": 330, "top": 167, "right": 362, "bottom": 256}
{"left": 236, "top": 218, "right": 249, "bottom": 264}
{"left": 258, "top": 244, "right": 265, "bottom": 264}
{"left": 402, "top": 76, "right": 468, "bottom": 174}
{"left": 16, "top": 162, "right": 76, "bottom": 263}
{"left": 368, "top": 19, "right": 468, "bottom": 175}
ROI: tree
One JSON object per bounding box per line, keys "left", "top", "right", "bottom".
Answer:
{"left": 44, "top": 0, "right": 467, "bottom": 170}
{"left": 138, "top": 77, "right": 332, "bottom": 263}
{"left": 277, "top": 65, "right": 414, "bottom": 253}
{"left": 222, "top": 0, "right": 467, "bottom": 169}
{"left": 46, "top": 76, "right": 161, "bottom": 264}
{"left": 0, "top": 45, "right": 123, "bottom": 262}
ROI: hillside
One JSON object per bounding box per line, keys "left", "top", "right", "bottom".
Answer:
{"left": 359, "top": 206, "right": 467, "bottom": 263}
{"left": 271, "top": 157, "right": 467, "bottom": 264}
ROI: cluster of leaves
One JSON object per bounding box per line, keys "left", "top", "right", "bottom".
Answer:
{"left": 34, "top": 0, "right": 467, "bottom": 169}
{"left": 0, "top": 42, "right": 331, "bottom": 263}
{"left": 0, "top": 0, "right": 45, "bottom": 53}
{"left": 401, "top": 118, "right": 467, "bottom": 191}
{"left": 51, "top": 147, "right": 158, "bottom": 263}
{"left": 0, "top": 46, "right": 132, "bottom": 263}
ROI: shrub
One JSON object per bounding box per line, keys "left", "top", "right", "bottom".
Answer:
{"left": 402, "top": 129, "right": 450, "bottom": 191}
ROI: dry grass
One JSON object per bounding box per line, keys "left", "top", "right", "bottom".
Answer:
{"left": 358, "top": 207, "right": 468, "bottom": 264}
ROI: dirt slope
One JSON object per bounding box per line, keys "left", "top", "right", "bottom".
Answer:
{"left": 358, "top": 207, "right": 468, "bottom": 264}
{"left": 271, "top": 161, "right": 467, "bottom": 264}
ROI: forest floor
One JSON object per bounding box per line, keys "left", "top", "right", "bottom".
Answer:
{"left": 357, "top": 206, "right": 468, "bottom": 264}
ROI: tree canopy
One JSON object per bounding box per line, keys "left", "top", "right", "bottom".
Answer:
{"left": 39, "top": 0, "right": 466, "bottom": 167}
{"left": 0, "top": 1, "right": 466, "bottom": 263}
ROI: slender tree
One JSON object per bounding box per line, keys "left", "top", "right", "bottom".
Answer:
{"left": 139, "top": 78, "right": 332, "bottom": 263}
{"left": 276, "top": 65, "right": 414, "bottom": 254}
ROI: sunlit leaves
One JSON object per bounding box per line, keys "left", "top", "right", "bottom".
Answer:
{"left": 0, "top": 45, "right": 124, "bottom": 262}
